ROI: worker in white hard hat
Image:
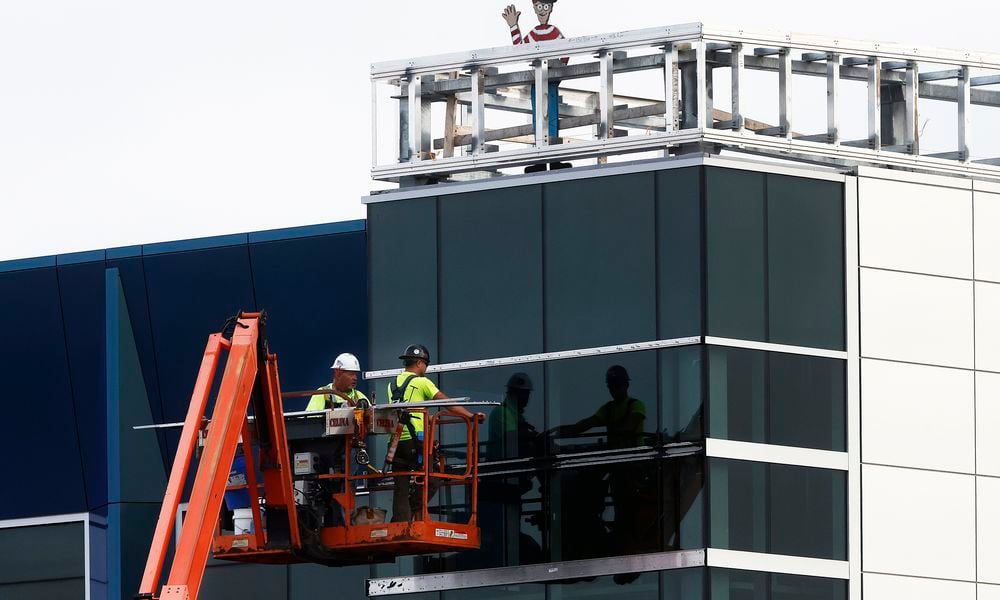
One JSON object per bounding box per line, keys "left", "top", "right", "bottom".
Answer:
{"left": 307, "top": 353, "right": 368, "bottom": 410}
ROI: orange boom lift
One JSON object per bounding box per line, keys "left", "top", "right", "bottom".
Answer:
{"left": 136, "top": 312, "right": 484, "bottom": 600}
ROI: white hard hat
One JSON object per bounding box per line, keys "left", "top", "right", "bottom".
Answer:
{"left": 331, "top": 353, "right": 361, "bottom": 372}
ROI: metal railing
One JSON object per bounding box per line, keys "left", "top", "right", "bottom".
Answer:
{"left": 370, "top": 23, "right": 1000, "bottom": 184}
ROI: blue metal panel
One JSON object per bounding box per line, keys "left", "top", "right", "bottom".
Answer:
{"left": 0, "top": 255, "right": 56, "bottom": 273}
{"left": 140, "top": 245, "right": 256, "bottom": 458}
{"left": 57, "top": 261, "right": 109, "bottom": 510}
{"left": 56, "top": 250, "right": 106, "bottom": 266}
{"left": 248, "top": 231, "right": 368, "bottom": 405}
{"left": 141, "top": 233, "right": 249, "bottom": 256}
{"left": 106, "top": 245, "right": 142, "bottom": 260}
{"left": 247, "top": 219, "right": 366, "bottom": 244}
{"left": 0, "top": 267, "right": 87, "bottom": 518}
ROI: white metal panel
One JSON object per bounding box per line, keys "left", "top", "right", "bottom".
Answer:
{"left": 863, "top": 573, "right": 975, "bottom": 600}
{"left": 705, "top": 438, "right": 848, "bottom": 470}
{"left": 978, "top": 372, "right": 1000, "bottom": 477}
{"left": 862, "top": 464, "right": 976, "bottom": 581}
{"left": 979, "top": 477, "right": 1000, "bottom": 584}
{"left": 977, "top": 282, "right": 1000, "bottom": 372}
{"left": 706, "top": 548, "right": 848, "bottom": 580}
{"left": 974, "top": 192, "right": 1000, "bottom": 283}
{"left": 981, "top": 583, "right": 1000, "bottom": 600}
{"left": 861, "top": 359, "right": 974, "bottom": 473}
{"left": 845, "top": 176, "right": 862, "bottom": 600}
{"left": 860, "top": 268, "right": 974, "bottom": 369}
{"left": 858, "top": 178, "right": 973, "bottom": 278}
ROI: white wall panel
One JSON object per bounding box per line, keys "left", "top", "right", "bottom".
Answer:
{"left": 860, "top": 268, "right": 974, "bottom": 369}
{"left": 979, "top": 477, "right": 1000, "bottom": 584}
{"left": 862, "top": 464, "right": 975, "bottom": 580}
{"left": 977, "top": 282, "right": 1000, "bottom": 372}
{"left": 864, "top": 573, "right": 975, "bottom": 600}
{"left": 859, "top": 178, "right": 973, "bottom": 278}
{"left": 981, "top": 584, "right": 1000, "bottom": 600}
{"left": 861, "top": 359, "right": 974, "bottom": 472}
{"left": 976, "top": 191, "right": 1000, "bottom": 283}
{"left": 978, "top": 372, "right": 1000, "bottom": 477}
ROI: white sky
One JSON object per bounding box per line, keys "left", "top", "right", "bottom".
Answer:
{"left": 0, "top": 1, "right": 995, "bottom": 261}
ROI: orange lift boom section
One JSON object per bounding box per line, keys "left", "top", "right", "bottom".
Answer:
{"left": 137, "top": 312, "right": 483, "bottom": 600}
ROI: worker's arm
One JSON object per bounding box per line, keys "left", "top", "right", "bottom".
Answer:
{"left": 432, "top": 390, "right": 479, "bottom": 420}
{"left": 551, "top": 414, "right": 603, "bottom": 437}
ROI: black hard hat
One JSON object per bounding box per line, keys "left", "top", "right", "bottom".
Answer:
{"left": 399, "top": 344, "right": 431, "bottom": 363}
{"left": 605, "top": 365, "right": 630, "bottom": 384}
{"left": 506, "top": 372, "right": 533, "bottom": 391}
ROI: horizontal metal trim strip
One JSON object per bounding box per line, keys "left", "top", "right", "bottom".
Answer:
{"left": 365, "top": 153, "right": 846, "bottom": 204}
{"left": 364, "top": 336, "right": 702, "bottom": 379}
{"left": 366, "top": 549, "right": 707, "bottom": 596}
{"left": 706, "top": 548, "right": 849, "bottom": 579}
{"left": 704, "top": 336, "right": 847, "bottom": 359}
{"left": 706, "top": 438, "right": 848, "bottom": 471}
{"left": 0, "top": 512, "right": 89, "bottom": 530}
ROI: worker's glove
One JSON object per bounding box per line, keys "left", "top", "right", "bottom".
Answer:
{"left": 502, "top": 4, "right": 520, "bottom": 27}
{"left": 476, "top": 412, "right": 486, "bottom": 424}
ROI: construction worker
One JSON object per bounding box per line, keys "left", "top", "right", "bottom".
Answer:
{"left": 306, "top": 353, "right": 368, "bottom": 410}
{"left": 387, "top": 344, "right": 481, "bottom": 522}
{"left": 502, "top": 0, "right": 571, "bottom": 172}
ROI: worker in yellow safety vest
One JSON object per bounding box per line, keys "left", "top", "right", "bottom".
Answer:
{"left": 307, "top": 353, "right": 368, "bottom": 410}
{"left": 387, "top": 344, "right": 481, "bottom": 522}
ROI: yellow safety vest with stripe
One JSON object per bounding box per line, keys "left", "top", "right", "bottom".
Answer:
{"left": 306, "top": 384, "right": 368, "bottom": 411}
{"left": 387, "top": 372, "right": 440, "bottom": 441}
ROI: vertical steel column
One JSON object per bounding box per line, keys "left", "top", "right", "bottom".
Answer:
{"left": 533, "top": 59, "right": 549, "bottom": 146}
{"left": 904, "top": 61, "right": 920, "bottom": 154}
{"left": 779, "top": 48, "right": 792, "bottom": 138}
{"left": 371, "top": 80, "right": 379, "bottom": 166}
{"left": 827, "top": 53, "right": 840, "bottom": 144}
{"left": 407, "top": 74, "right": 423, "bottom": 161}
{"left": 471, "top": 67, "right": 485, "bottom": 155}
{"left": 599, "top": 50, "right": 615, "bottom": 139}
{"left": 868, "top": 57, "right": 882, "bottom": 149}
{"left": 696, "top": 42, "right": 708, "bottom": 129}
{"left": 663, "top": 43, "right": 679, "bottom": 133}
{"left": 398, "top": 79, "right": 410, "bottom": 162}
{"left": 958, "top": 65, "right": 971, "bottom": 162}
{"left": 730, "top": 42, "right": 744, "bottom": 130}
{"left": 420, "top": 75, "right": 433, "bottom": 158}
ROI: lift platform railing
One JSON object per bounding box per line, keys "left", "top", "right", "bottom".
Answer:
{"left": 371, "top": 22, "right": 1000, "bottom": 184}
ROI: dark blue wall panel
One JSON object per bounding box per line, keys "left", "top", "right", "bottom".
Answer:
{"left": 0, "top": 268, "right": 88, "bottom": 518}
{"left": 56, "top": 262, "right": 109, "bottom": 509}
{"left": 248, "top": 231, "right": 368, "bottom": 406}
{"left": 141, "top": 246, "right": 257, "bottom": 457}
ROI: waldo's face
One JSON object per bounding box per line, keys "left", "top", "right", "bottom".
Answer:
{"left": 532, "top": 1, "right": 553, "bottom": 25}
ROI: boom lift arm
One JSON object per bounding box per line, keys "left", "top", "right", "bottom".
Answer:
{"left": 137, "top": 313, "right": 299, "bottom": 600}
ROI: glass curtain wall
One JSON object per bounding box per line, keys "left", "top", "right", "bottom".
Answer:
{"left": 366, "top": 165, "right": 847, "bottom": 599}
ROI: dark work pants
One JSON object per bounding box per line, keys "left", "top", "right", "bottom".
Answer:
{"left": 391, "top": 439, "right": 422, "bottom": 522}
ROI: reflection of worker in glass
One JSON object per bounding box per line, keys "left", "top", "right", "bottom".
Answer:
{"left": 550, "top": 365, "right": 646, "bottom": 448}
{"left": 488, "top": 372, "right": 541, "bottom": 460}
{"left": 551, "top": 365, "right": 651, "bottom": 583}
{"left": 477, "top": 373, "right": 543, "bottom": 567}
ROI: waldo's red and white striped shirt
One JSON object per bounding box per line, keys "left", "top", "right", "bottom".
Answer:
{"left": 510, "top": 23, "right": 564, "bottom": 45}
{"left": 510, "top": 24, "right": 569, "bottom": 64}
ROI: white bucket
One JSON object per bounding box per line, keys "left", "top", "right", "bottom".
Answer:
{"left": 233, "top": 508, "right": 255, "bottom": 534}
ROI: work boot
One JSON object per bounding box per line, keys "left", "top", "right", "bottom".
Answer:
{"left": 524, "top": 163, "right": 547, "bottom": 173}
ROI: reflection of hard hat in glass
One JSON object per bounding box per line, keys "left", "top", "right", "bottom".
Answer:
{"left": 506, "top": 372, "right": 534, "bottom": 391}
{"left": 331, "top": 353, "right": 361, "bottom": 372}
{"left": 605, "top": 365, "right": 631, "bottom": 385}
